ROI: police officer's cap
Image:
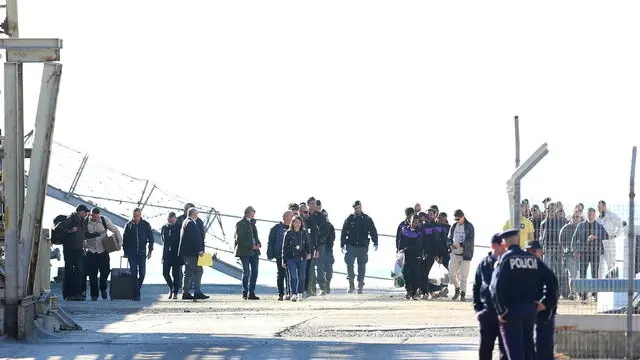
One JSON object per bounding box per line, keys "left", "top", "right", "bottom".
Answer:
{"left": 498, "top": 228, "right": 520, "bottom": 239}
{"left": 525, "top": 240, "right": 543, "bottom": 251}
{"left": 491, "top": 233, "right": 503, "bottom": 245}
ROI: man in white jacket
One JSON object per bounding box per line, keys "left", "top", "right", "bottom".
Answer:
{"left": 86, "top": 208, "right": 123, "bottom": 300}
{"left": 597, "top": 200, "right": 623, "bottom": 277}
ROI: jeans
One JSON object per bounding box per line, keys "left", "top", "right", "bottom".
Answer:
{"left": 128, "top": 253, "right": 146, "bottom": 299}
{"left": 163, "top": 260, "right": 183, "bottom": 293}
{"left": 344, "top": 245, "right": 368, "bottom": 284}
{"left": 183, "top": 256, "right": 203, "bottom": 294}
{"left": 286, "top": 258, "right": 307, "bottom": 294}
{"left": 275, "top": 258, "right": 290, "bottom": 296}
{"left": 240, "top": 253, "right": 259, "bottom": 294}
{"left": 86, "top": 251, "right": 110, "bottom": 298}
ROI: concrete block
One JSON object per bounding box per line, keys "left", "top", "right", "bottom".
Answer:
{"left": 555, "top": 314, "right": 640, "bottom": 358}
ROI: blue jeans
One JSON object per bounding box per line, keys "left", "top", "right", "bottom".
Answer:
{"left": 240, "top": 254, "right": 259, "bottom": 294}
{"left": 286, "top": 258, "right": 307, "bottom": 294}
{"left": 128, "top": 253, "right": 146, "bottom": 299}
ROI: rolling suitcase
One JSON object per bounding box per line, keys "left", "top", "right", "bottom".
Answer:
{"left": 109, "top": 257, "right": 135, "bottom": 300}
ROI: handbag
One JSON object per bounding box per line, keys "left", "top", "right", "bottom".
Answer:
{"left": 103, "top": 234, "right": 120, "bottom": 253}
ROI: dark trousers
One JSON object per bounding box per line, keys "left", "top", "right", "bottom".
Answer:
{"left": 325, "top": 250, "right": 334, "bottom": 284}
{"left": 86, "top": 251, "right": 110, "bottom": 298}
{"left": 402, "top": 253, "right": 422, "bottom": 295}
{"left": 304, "top": 258, "right": 314, "bottom": 293}
{"left": 422, "top": 255, "right": 437, "bottom": 293}
{"left": 535, "top": 314, "right": 555, "bottom": 360}
{"left": 276, "top": 258, "right": 290, "bottom": 296}
{"left": 163, "top": 260, "right": 183, "bottom": 293}
{"left": 345, "top": 245, "right": 368, "bottom": 285}
{"left": 478, "top": 310, "right": 507, "bottom": 360}
{"left": 579, "top": 251, "right": 600, "bottom": 297}
{"left": 499, "top": 304, "right": 537, "bottom": 360}
{"left": 183, "top": 256, "right": 203, "bottom": 294}
{"left": 63, "top": 248, "right": 85, "bottom": 299}
{"left": 240, "top": 253, "right": 259, "bottom": 294}
{"left": 128, "top": 254, "right": 146, "bottom": 299}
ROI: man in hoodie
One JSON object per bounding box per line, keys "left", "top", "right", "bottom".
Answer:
{"left": 447, "top": 209, "right": 474, "bottom": 301}
{"left": 340, "top": 200, "right": 378, "bottom": 294}
{"left": 267, "top": 210, "right": 293, "bottom": 300}
{"left": 396, "top": 208, "right": 415, "bottom": 252}
{"left": 122, "top": 208, "right": 154, "bottom": 301}
{"left": 60, "top": 205, "right": 90, "bottom": 300}
{"left": 234, "top": 206, "right": 261, "bottom": 300}
{"left": 597, "top": 200, "right": 623, "bottom": 276}
{"left": 162, "top": 212, "right": 182, "bottom": 299}
{"left": 179, "top": 207, "right": 209, "bottom": 300}
{"left": 85, "top": 208, "right": 122, "bottom": 300}
{"left": 559, "top": 210, "right": 582, "bottom": 299}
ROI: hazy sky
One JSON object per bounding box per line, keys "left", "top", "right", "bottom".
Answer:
{"left": 9, "top": 1, "right": 640, "bottom": 249}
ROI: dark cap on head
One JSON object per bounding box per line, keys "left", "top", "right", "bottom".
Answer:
{"left": 418, "top": 212, "right": 427, "bottom": 218}
{"left": 168, "top": 211, "right": 176, "bottom": 218}
{"left": 76, "top": 204, "right": 90, "bottom": 213}
{"left": 491, "top": 233, "right": 503, "bottom": 245}
{"left": 525, "top": 240, "right": 543, "bottom": 251}
{"left": 91, "top": 207, "right": 100, "bottom": 214}
{"left": 353, "top": 200, "right": 361, "bottom": 208}
{"left": 428, "top": 205, "right": 439, "bottom": 213}
{"left": 453, "top": 209, "right": 464, "bottom": 218}
{"left": 499, "top": 228, "right": 520, "bottom": 239}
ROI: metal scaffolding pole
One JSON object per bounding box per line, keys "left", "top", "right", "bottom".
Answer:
{"left": 508, "top": 143, "right": 549, "bottom": 230}
{"left": 19, "top": 63, "right": 62, "bottom": 297}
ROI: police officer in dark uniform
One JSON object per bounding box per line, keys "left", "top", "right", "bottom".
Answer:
{"left": 525, "top": 240, "right": 559, "bottom": 360}
{"left": 473, "top": 233, "right": 507, "bottom": 360}
{"left": 490, "top": 229, "right": 545, "bottom": 360}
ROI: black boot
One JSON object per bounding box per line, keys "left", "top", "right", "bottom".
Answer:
{"left": 452, "top": 288, "right": 460, "bottom": 301}
{"left": 357, "top": 282, "right": 364, "bottom": 294}
{"left": 325, "top": 281, "right": 331, "bottom": 294}
{"left": 242, "top": 291, "right": 248, "bottom": 300}
{"left": 347, "top": 280, "right": 355, "bottom": 294}
{"left": 460, "top": 291, "right": 466, "bottom": 302}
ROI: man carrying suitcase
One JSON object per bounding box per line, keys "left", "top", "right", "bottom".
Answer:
{"left": 123, "top": 208, "right": 154, "bottom": 301}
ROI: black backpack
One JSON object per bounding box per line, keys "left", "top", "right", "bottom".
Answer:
{"left": 51, "top": 215, "right": 68, "bottom": 245}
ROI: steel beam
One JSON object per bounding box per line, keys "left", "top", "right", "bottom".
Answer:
{"left": 507, "top": 143, "right": 549, "bottom": 231}
{"left": 19, "top": 63, "right": 62, "bottom": 297}
{"left": 0, "top": 38, "right": 62, "bottom": 63}
{"left": 66, "top": 154, "right": 87, "bottom": 198}
{"left": 2, "top": 62, "right": 20, "bottom": 338}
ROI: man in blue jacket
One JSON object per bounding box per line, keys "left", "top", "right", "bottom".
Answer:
{"left": 179, "top": 207, "right": 209, "bottom": 300}
{"left": 473, "top": 233, "right": 507, "bottom": 360}
{"left": 571, "top": 208, "right": 609, "bottom": 302}
{"left": 267, "top": 210, "right": 293, "bottom": 300}
{"left": 122, "top": 208, "right": 154, "bottom": 301}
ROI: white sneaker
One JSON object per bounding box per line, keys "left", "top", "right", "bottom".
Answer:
{"left": 291, "top": 294, "right": 298, "bottom": 302}
{"left": 297, "top": 294, "right": 304, "bottom": 302}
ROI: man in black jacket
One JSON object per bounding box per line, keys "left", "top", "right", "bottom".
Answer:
{"left": 179, "top": 207, "right": 209, "bottom": 300}
{"left": 122, "top": 208, "right": 154, "bottom": 301}
{"left": 322, "top": 208, "right": 336, "bottom": 294}
{"left": 60, "top": 204, "right": 90, "bottom": 300}
{"left": 308, "top": 197, "right": 329, "bottom": 296}
{"left": 162, "top": 212, "right": 182, "bottom": 299}
{"left": 340, "top": 200, "right": 378, "bottom": 294}
{"left": 299, "top": 202, "right": 318, "bottom": 297}
{"left": 267, "top": 211, "right": 293, "bottom": 300}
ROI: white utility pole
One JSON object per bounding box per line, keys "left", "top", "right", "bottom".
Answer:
{"left": 2, "top": 0, "right": 63, "bottom": 339}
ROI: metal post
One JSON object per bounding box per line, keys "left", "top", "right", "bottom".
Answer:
{"left": 137, "top": 180, "right": 149, "bottom": 208}
{"left": 19, "top": 63, "right": 62, "bottom": 297}
{"left": 66, "top": 154, "right": 88, "bottom": 198}
{"left": 139, "top": 184, "right": 155, "bottom": 211}
{"left": 626, "top": 146, "right": 636, "bottom": 360}
{"left": 507, "top": 143, "right": 549, "bottom": 231}
{"left": 2, "top": 62, "right": 20, "bottom": 338}
{"left": 514, "top": 115, "right": 520, "bottom": 168}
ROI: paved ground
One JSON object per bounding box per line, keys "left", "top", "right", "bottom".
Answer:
{"left": 1, "top": 284, "right": 492, "bottom": 359}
